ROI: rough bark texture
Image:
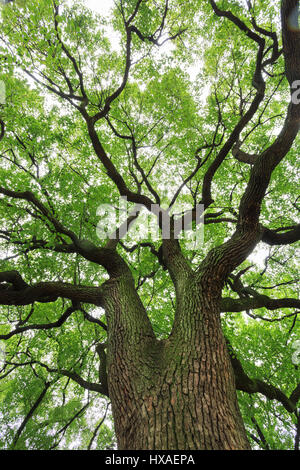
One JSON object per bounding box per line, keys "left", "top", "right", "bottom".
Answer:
{"left": 103, "top": 267, "right": 250, "bottom": 450}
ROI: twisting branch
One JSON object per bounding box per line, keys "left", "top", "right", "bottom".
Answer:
{"left": 53, "top": 368, "right": 107, "bottom": 395}
{"left": 0, "top": 303, "right": 80, "bottom": 340}
{"left": 127, "top": 0, "right": 186, "bottom": 47}
{"left": 210, "top": 0, "right": 264, "bottom": 45}
{"left": 0, "top": 270, "right": 105, "bottom": 310}
{"left": 130, "top": 24, "right": 187, "bottom": 47}
{"left": 0, "top": 186, "right": 133, "bottom": 277}
{"left": 221, "top": 295, "right": 300, "bottom": 313}
{"left": 196, "top": 0, "right": 300, "bottom": 286}
{"left": 226, "top": 338, "right": 300, "bottom": 413}
{"left": 52, "top": 1, "right": 88, "bottom": 104}
{"left": 232, "top": 139, "right": 258, "bottom": 164}
{"left": 294, "top": 411, "right": 300, "bottom": 450}
{"left": 262, "top": 224, "right": 300, "bottom": 245}
{"left": 201, "top": 1, "right": 267, "bottom": 210}
{"left": 81, "top": 308, "right": 107, "bottom": 331}
{"left": 0, "top": 186, "right": 78, "bottom": 243}
{"left": 250, "top": 416, "right": 270, "bottom": 450}
{"left": 0, "top": 119, "right": 5, "bottom": 141}
{"left": 27, "top": 360, "right": 108, "bottom": 397}
{"left": 96, "top": 342, "right": 108, "bottom": 396}
{"left": 92, "top": 0, "right": 185, "bottom": 123}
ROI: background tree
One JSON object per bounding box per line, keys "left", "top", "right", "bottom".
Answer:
{"left": 0, "top": 0, "right": 299, "bottom": 450}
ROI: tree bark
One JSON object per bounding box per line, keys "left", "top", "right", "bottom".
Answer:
{"left": 104, "top": 273, "right": 251, "bottom": 450}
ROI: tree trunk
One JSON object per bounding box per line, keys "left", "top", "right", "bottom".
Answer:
{"left": 104, "top": 275, "right": 251, "bottom": 450}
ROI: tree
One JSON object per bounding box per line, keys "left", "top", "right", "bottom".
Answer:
{"left": 0, "top": 0, "right": 299, "bottom": 450}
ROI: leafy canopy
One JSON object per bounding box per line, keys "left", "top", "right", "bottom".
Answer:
{"left": 0, "top": 0, "right": 299, "bottom": 450}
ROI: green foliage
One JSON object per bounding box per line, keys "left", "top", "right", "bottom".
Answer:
{"left": 0, "top": 0, "right": 299, "bottom": 450}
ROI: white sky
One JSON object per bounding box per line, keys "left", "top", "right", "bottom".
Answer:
{"left": 85, "top": 0, "right": 114, "bottom": 15}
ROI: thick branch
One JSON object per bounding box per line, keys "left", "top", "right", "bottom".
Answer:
{"left": 0, "top": 271, "right": 104, "bottom": 308}
{"left": 34, "top": 361, "right": 108, "bottom": 396}
{"left": 0, "top": 186, "right": 78, "bottom": 243}
{"left": 262, "top": 224, "right": 300, "bottom": 245}
{"left": 281, "top": 0, "right": 300, "bottom": 85}
{"left": 227, "top": 339, "right": 299, "bottom": 413}
{"left": 201, "top": 1, "right": 267, "bottom": 209}
{"left": 96, "top": 342, "right": 108, "bottom": 396}
{"left": 221, "top": 295, "right": 300, "bottom": 313}
{"left": 232, "top": 140, "right": 258, "bottom": 164}
{"left": 86, "top": 121, "right": 155, "bottom": 211}
{"left": 197, "top": 0, "right": 300, "bottom": 284}
{"left": 0, "top": 119, "right": 5, "bottom": 141}
{"left": 57, "top": 369, "right": 107, "bottom": 395}
{"left": 238, "top": 0, "right": 300, "bottom": 226}
{"left": 0, "top": 186, "right": 133, "bottom": 277}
